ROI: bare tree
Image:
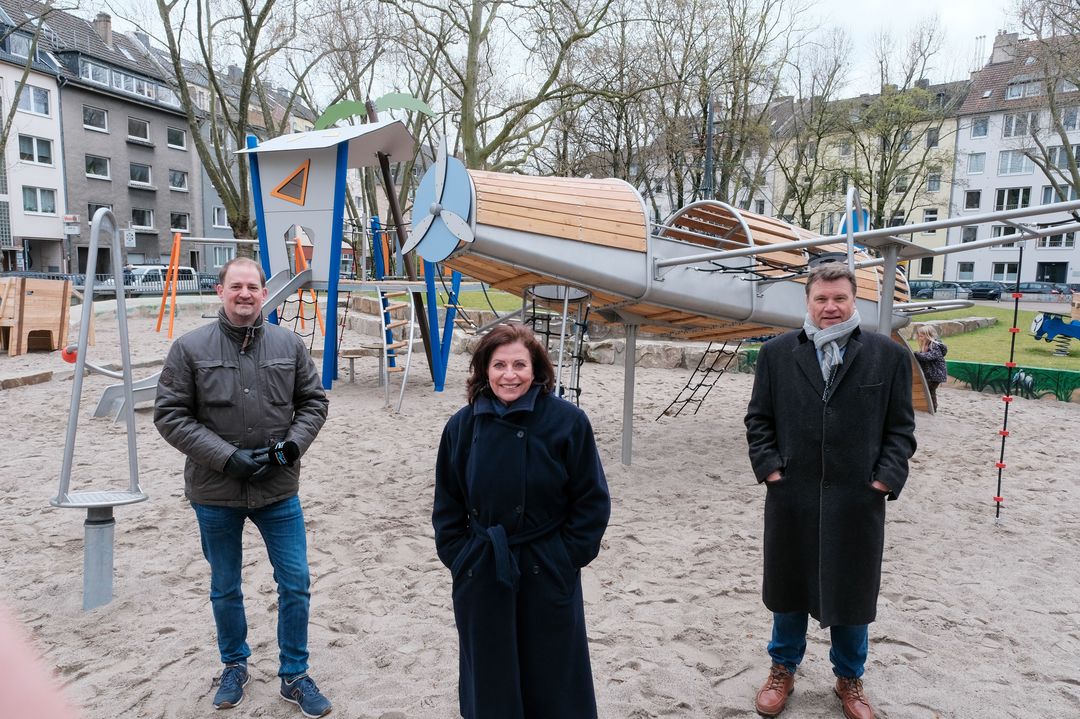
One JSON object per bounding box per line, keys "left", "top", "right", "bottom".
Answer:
{"left": 1017, "top": 0, "right": 1080, "bottom": 217}
{"left": 145, "top": 0, "right": 327, "bottom": 253}
{"left": 377, "top": 0, "right": 616, "bottom": 171}
{"left": 838, "top": 20, "right": 960, "bottom": 229}
{"left": 771, "top": 29, "right": 851, "bottom": 228}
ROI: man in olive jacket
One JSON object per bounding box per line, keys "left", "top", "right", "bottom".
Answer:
{"left": 154, "top": 258, "right": 331, "bottom": 716}
{"left": 744, "top": 263, "right": 916, "bottom": 719}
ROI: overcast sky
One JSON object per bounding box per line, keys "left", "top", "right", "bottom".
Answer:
{"left": 815, "top": 0, "right": 1020, "bottom": 92}
{"left": 105, "top": 0, "right": 1022, "bottom": 99}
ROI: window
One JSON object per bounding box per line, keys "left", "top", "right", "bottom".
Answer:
{"left": 18, "top": 135, "right": 52, "bottom": 164}
{"left": 927, "top": 172, "right": 941, "bottom": 192}
{"left": 754, "top": 199, "right": 765, "bottom": 214}
{"left": 839, "top": 139, "right": 852, "bottom": 156}
{"left": 169, "top": 170, "right": 188, "bottom": 191}
{"left": 922, "top": 209, "right": 938, "bottom": 231}
{"left": 1005, "top": 81, "right": 1041, "bottom": 99}
{"left": 79, "top": 59, "right": 109, "bottom": 85}
{"left": 926, "top": 128, "right": 939, "bottom": 149}
{"left": 192, "top": 86, "right": 210, "bottom": 112}
{"left": 166, "top": 127, "right": 187, "bottom": 149}
{"left": 894, "top": 175, "right": 909, "bottom": 194}
{"left": 820, "top": 212, "right": 842, "bottom": 235}
{"left": 83, "top": 105, "right": 107, "bottom": 132}
{"left": 1037, "top": 231, "right": 1075, "bottom": 248}
{"left": 213, "top": 206, "right": 229, "bottom": 228}
{"left": 113, "top": 70, "right": 155, "bottom": 100}
{"left": 1002, "top": 111, "right": 1038, "bottom": 137}
{"left": 131, "top": 208, "right": 153, "bottom": 229}
{"left": 971, "top": 117, "right": 989, "bottom": 138}
{"left": 87, "top": 203, "right": 112, "bottom": 221}
{"left": 1061, "top": 107, "right": 1079, "bottom": 131}
{"left": 993, "top": 262, "right": 1018, "bottom": 282}
{"left": 957, "top": 262, "right": 974, "bottom": 281}
{"left": 968, "top": 153, "right": 985, "bottom": 174}
{"left": 1047, "top": 145, "right": 1080, "bottom": 169}
{"left": 995, "top": 188, "right": 1031, "bottom": 211}
{"left": 998, "top": 150, "right": 1034, "bottom": 175}
{"left": 85, "top": 155, "right": 110, "bottom": 179}
{"left": 965, "top": 190, "right": 981, "bottom": 209}
{"left": 899, "top": 131, "right": 912, "bottom": 151}
{"left": 992, "top": 225, "right": 1019, "bottom": 247}
{"left": 962, "top": 226, "right": 978, "bottom": 243}
{"left": 889, "top": 212, "right": 905, "bottom": 227}
{"left": 158, "top": 86, "right": 180, "bottom": 107}
{"left": 127, "top": 117, "right": 150, "bottom": 142}
{"left": 919, "top": 257, "right": 934, "bottom": 274}
{"left": 7, "top": 32, "right": 30, "bottom": 58}
{"left": 213, "top": 246, "right": 235, "bottom": 267}
{"left": 170, "top": 212, "right": 190, "bottom": 232}
{"left": 22, "top": 187, "right": 56, "bottom": 214}
{"left": 16, "top": 84, "right": 49, "bottom": 115}
{"left": 129, "top": 163, "right": 152, "bottom": 186}
{"left": 1041, "top": 185, "right": 1080, "bottom": 204}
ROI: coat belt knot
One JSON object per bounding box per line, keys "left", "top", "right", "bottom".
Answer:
{"left": 471, "top": 515, "right": 564, "bottom": 590}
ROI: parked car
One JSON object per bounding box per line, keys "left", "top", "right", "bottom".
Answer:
{"left": 911, "top": 280, "right": 970, "bottom": 300}
{"left": 98, "top": 265, "right": 200, "bottom": 295}
{"left": 1051, "top": 283, "right": 1072, "bottom": 295}
{"left": 1016, "top": 281, "right": 1062, "bottom": 297}
{"left": 966, "top": 280, "right": 1006, "bottom": 301}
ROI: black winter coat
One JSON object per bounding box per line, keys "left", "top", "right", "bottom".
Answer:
{"left": 744, "top": 327, "right": 916, "bottom": 627}
{"left": 434, "top": 386, "right": 610, "bottom": 719}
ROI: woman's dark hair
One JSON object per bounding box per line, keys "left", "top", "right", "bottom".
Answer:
{"left": 466, "top": 324, "right": 556, "bottom": 403}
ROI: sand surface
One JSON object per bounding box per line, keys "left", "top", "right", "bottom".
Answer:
{"left": 1, "top": 307, "right": 1078, "bottom": 718}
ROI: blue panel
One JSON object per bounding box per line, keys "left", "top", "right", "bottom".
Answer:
{"left": 247, "top": 135, "right": 277, "bottom": 324}
{"left": 320, "top": 142, "right": 349, "bottom": 390}
{"left": 412, "top": 156, "right": 474, "bottom": 262}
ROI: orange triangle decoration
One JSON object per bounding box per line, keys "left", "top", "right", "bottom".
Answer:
{"left": 271, "top": 159, "right": 310, "bottom": 206}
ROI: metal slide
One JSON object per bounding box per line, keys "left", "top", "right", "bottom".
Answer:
{"left": 92, "top": 269, "right": 312, "bottom": 419}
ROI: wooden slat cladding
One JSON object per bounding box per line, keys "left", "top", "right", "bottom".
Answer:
{"left": 470, "top": 170, "right": 647, "bottom": 252}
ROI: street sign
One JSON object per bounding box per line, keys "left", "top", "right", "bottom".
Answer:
{"left": 63, "top": 213, "right": 80, "bottom": 223}
{"left": 123, "top": 230, "right": 137, "bottom": 247}
{"left": 63, "top": 225, "right": 80, "bottom": 235}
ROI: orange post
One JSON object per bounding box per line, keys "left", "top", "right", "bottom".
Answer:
{"left": 156, "top": 233, "right": 182, "bottom": 337}
{"left": 293, "top": 244, "right": 324, "bottom": 335}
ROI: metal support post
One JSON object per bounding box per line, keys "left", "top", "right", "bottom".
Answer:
{"left": 877, "top": 244, "right": 899, "bottom": 335}
{"left": 621, "top": 324, "right": 638, "bottom": 466}
{"left": 83, "top": 507, "right": 115, "bottom": 611}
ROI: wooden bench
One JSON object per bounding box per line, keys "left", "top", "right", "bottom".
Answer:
{"left": 339, "top": 345, "right": 385, "bottom": 384}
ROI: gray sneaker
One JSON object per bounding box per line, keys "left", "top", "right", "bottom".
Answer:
{"left": 213, "top": 663, "right": 250, "bottom": 709}
{"left": 280, "top": 673, "right": 332, "bottom": 717}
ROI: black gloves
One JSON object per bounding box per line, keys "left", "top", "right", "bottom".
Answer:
{"left": 223, "top": 441, "right": 299, "bottom": 481}
{"left": 223, "top": 449, "right": 268, "bottom": 480}
{"left": 253, "top": 440, "right": 300, "bottom": 467}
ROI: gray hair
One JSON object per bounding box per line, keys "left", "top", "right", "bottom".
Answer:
{"left": 805, "top": 262, "right": 857, "bottom": 296}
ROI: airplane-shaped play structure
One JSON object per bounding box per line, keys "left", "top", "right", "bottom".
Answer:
{"left": 52, "top": 117, "right": 1080, "bottom": 611}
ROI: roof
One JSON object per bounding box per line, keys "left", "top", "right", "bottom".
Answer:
{"left": 236, "top": 120, "right": 416, "bottom": 167}
{"left": 955, "top": 36, "right": 1077, "bottom": 116}
{"left": 0, "top": 0, "right": 162, "bottom": 78}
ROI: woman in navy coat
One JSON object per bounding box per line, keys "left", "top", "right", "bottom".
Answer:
{"left": 434, "top": 324, "right": 610, "bottom": 719}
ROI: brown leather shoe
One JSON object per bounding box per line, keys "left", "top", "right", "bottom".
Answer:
{"left": 834, "top": 676, "right": 875, "bottom": 719}
{"left": 754, "top": 663, "right": 795, "bottom": 716}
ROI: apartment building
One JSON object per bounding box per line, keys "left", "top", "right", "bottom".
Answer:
{"left": 945, "top": 32, "right": 1080, "bottom": 285}
{"left": 0, "top": 4, "right": 66, "bottom": 272}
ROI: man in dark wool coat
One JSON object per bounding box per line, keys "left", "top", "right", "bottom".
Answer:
{"left": 744, "top": 262, "right": 916, "bottom": 719}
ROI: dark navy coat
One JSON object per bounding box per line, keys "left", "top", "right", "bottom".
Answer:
{"left": 434, "top": 386, "right": 610, "bottom": 719}
{"left": 745, "top": 328, "right": 916, "bottom": 627}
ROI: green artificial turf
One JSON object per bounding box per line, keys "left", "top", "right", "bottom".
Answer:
{"left": 907, "top": 305, "right": 1080, "bottom": 371}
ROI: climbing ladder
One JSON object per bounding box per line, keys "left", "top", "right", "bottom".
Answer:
{"left": 524, "top": 284, "right": 590, "bottom": 405}
{"left": 376, "top": 288, "right": 416, "bottom": 410}
{"left": 656, "top": 340, "right": 744, "bottom": 420}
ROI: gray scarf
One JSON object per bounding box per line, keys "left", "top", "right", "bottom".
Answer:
{"left": 802, "top": 309, "right": 861, "bottom": 382}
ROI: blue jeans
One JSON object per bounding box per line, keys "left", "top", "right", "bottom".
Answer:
{"left": 767, "top": 612, "right": 868, "bottom": 679}
{"left": 192, "top": 496, "right": 311, "bottom": 677}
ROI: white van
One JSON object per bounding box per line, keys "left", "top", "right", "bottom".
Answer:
{"left": 100, "top": 265, "right": 200, "bottom": 294}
